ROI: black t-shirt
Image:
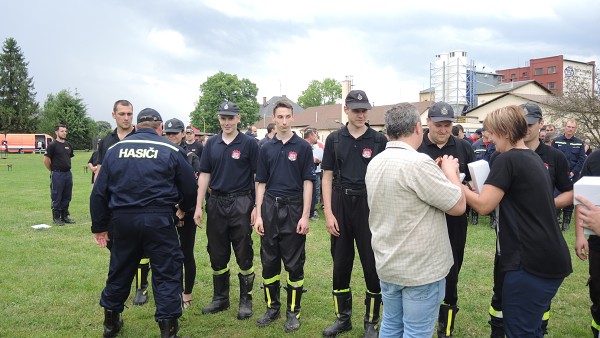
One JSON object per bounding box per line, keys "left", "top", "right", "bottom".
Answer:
{"left": 580, "top": 150, "right": 600, "bottom": 250}
{"left": 418, "top": 132, "right": 475, "bottom": 182}
{"left": 486, "top": 149, "right": 572, "bottom": 278}
{"left": 200, "top": 131, "right": 259, "bottom": 193}
{"left": 97, "top": 128, "right": 136, "bottom": 164}
{"left": 185, "top": 139, "right": 203, "bottom": 160}
{"left": 256, "top": 133, "right": 315, "bottom": 197}
{"left": 321, "top": 125, "right": 387, "bottom": 189}
{"left": 45, "top": 140, "right": 74, "bottom": 171}
{"left": 535, "top": 142, "right": 573, "bottom": 193}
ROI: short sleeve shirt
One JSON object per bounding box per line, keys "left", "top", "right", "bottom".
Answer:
{"left": 256, "top": 133, "right": 315, "bottom": 197}
{"left": 98, "top": 128, "right": 135, "bottom": 164}
{"left": 199, "top": 131, "right": 259, "bottom": 193}
{"left": 535, "top": 142, "right": 573, "bottom": 193}
{"left": 581, "top": 150, "right": 600, "bottom": 250}
{"left": 418, "top": 132, "right": 475, "bottom": 181}
{"left": 321, "top": 126, "right": 387, "bottom": 189}
{"left": 485, "top": 149, "right": 572, "bottom": 278}
{"left": 45, "top": 140, "right": 74, "bottom": 171}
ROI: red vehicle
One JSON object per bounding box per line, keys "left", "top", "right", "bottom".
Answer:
{"left": 0, "top": 134, "right": 53, "bottom": 153}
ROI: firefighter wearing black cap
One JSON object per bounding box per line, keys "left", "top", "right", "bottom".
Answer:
{"left": 417, "top": 101, "right": 475, "bottom": 338}
{"left": 91, "top": 108, "right": 197, "bottom": 338}
{"left": 486, "top": 103, "right": 574, "bottom": 337}
{"left": 321, "top": 90, "right": 387, "bottom": 338}
{"left": 253, "top": 100, "right": 315, "bottom": 333}
{"left": 193, "top": 101, "right": 259, "bottom": 320}
{"left": 164, "top": 117, "right": 201, "bottom": 311}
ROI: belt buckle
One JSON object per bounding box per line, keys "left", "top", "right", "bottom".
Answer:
{"left": 344, "top": 189, "right": 351, "bottom": 195}
{"left": 275, "top": 196, "right": 283, "bottom": 203}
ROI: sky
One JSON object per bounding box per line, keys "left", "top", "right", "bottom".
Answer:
{"left": 1, "top": 0, "right": 599, "bottom": 128}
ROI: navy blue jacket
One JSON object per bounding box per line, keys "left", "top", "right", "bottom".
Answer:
{"left": 552, "top": 134, "right": 586, "bottom": 175}
{"left": 90, "top": 128, "right": 197, "bottom": 233}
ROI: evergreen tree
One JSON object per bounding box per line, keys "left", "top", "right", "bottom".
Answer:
{"left": 40, "top": 90, "right": 97, "bottom": 150}
{"left": 0, "top": 37, "right": 39, "bottom": 133}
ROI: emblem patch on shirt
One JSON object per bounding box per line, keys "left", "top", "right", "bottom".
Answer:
{"left": 362, "top": 148, "right": 372, "bottom": 158}
{"left": 231, "top": 150, "right": 241, "bottom": 159}
{"left": 288, "top": 151, "right": 297, "bottom": 161}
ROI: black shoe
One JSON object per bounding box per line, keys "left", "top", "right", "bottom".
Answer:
{"left": 158, "top": 318, "right": 183, "bottom": 338}
{"left": 284, "top": 311, "right": 301, "bottom": 333}
{"left": 471, "top": 212, "right": 479, "bottom": 225}
{"left": 437, "top": 304, "right": 458, "bottom": 337}
{"left": 561, "top": 212, "right": 572, "bottom": 231}
{"left": 323, "top": 291, "right": 352, "bottom": 337}
{"left": 133, "top": 262, "right": 150, "bottom": 306}
{"left": 62, "top": 210, "right": 76, "bottom": 224}
{"left": 363, "top": 292, "right": 381, "bottom": 338}
{"left": 103, "top": 309, "right": 123, "bottom": 338}
{"left": 256, "top": 308, "right": 280, "bottom": 327}
{"left": 52, "top": 210, "right": 64, "bottom": 226}
{"left": 237, "top": 272, "right": 254, "bottom": 320}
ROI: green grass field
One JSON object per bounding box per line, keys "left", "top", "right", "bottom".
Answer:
{"left": 0, "top": 151, "right": 591, "bottom": 337}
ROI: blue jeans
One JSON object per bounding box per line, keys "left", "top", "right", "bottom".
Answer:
{"left": 379, "top": 279, "right": 445, "bottom": 338}
{"left": 503, "top": 269, "right": 564, "bottom": 338}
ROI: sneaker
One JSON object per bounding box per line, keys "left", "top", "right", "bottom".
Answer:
{"left": 309, "top": 216, "right": 318, "bottom": 221}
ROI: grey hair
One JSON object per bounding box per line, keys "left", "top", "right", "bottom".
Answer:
{"left": 385, "top": 103, "right": 420, "bottom": 139}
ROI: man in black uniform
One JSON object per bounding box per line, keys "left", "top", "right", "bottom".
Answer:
{"left": 164, "top": 118, "right": 201, "bottom": 311}
{"left": 97, "top": 100, "right": 151, "bottom": 306}
{"left": 417, "top": 102, "right": 475, "bottom": 338}
{"left": 575, "top": 149, "right": 600, "bottom": 337}
{"left": 321, "top": 90, "right": 387, "bottom": 338}
{"left": 486, "top": 103, "right": 574, "bottom": 337}
{"left": 44, "top": 124, "right": 75, "bottom": 226}
{"left": 253, "top": 100, "right": 315, "bottom": 333}
{"left": 91, "top": 108, "right": 197, "bottom": 338}
{"left": 184, "top": 126, "right": 203, "bottom": 159}
{"left": 193, "top": 101, "right": 259, "bottom": 320}
{"left": 552, "top": 118, "right": 587, "bottom": 230}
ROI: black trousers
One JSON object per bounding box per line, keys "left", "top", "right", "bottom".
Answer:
{"left": 50, "top": 171, "right": 72, "bottom": 211}
{"left": 100, "top": 210, "right": 183, "bottom": 321}
{"left": 589, "top": 249, "right": 600, "bottom": 325}
{"left": 444, "top": 213, "right": 468, "bottom": 305}
{"left": 178, "top": 212, "right": 197, "bottom": 294}
{"left": 260, "top": 193, "right": 306, "bottom": 282}
{"left": 205, "top": 193, "right": 254, "bottom": 272}
{"left": 330, "top": 188, "right": 380, "bottom": 293}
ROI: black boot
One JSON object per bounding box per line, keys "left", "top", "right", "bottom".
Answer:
{"left": 158, "top": 318, "right": 182, "bottom": 338}
{"left": 363, "top": 292, "right": 382, "bottom": 338}
{"left": 562, "top": 211, "right": 572, "bottom": 231}
{"left": 593, "top": 326, "right": 599, "bottom": 338}
{"left": 322, "top": 290, "right": 352, "bottom": 337}
{"left": 133, "top": 261, "right": 150, "bottom": 306}
{"left": 237, "top": 272, "right": 255, "bottom": 320}
{"left": 61, "top": 210, "right": 76, "bottom": 224}
{"left": 471, "top": 211, "right": 479, "bottom": 225}
{"left": 103, "top": 309, "right": 123, "bottom": 338}
{"left": 437, "top": 304, "right": 458, "bottom": 337}
{"left": 490, "top": 212, "right": 498, "bottom": 229}
{"left": 202, "top": 271, "right": 230, "bottom": 314}
{"left": 284, "top": 284, "right": 304, "bottom": 333}
{"left": 489, "top": 315, "right": 505, "bottom": 338}
{"left": 52, "top": 210, "right": 64, "bottom": 226}
{"left": 256, "top": 281, "right": 281, "bottom": 327}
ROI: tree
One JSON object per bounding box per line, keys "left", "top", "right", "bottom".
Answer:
{"left": 546, "top": 70, "right": 600, "bottom": 149}
{"left": 96, "top": 120, "right": 113, "bottom": 137}
{"left": 40, "top": 90, "right": 97, "bottom": 150}
{"left": 0, "top": 37, "right": 39, "bottom": 133}
{"left": 296, "top": 78, "right": 342, "bottom": 109}
{"left": 190, "top": 71, "right": 260, "bottom": 133}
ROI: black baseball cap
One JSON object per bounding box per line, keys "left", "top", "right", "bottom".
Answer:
{"left": 428, "top": 102, "right": 455, "bottom": 122}
{"left": 218, "top": 101, "right": 240, "bottom": 116}
{"left": 345, "top": 90, "right": 372, "bottom": 110}
{"left": 163, "top": 118, "right": 185, "bottom": 133}
{"left": 475, "top": 128, "right": 483, "bottom": 135}
{"left": 137, "top": 108, "right": 162, "bottom": 123}
{"left": 520, "top": 103, "right": 543, "bottom": 124}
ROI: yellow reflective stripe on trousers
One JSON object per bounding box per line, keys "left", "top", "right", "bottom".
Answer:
{"left": 333, "top": 288, "right": 350, "bottom": 293}
{"left": 264, "top": 275, "right": 280, "bottom": 285}
{"left": 287, "top": 278, "right": 304, "bottom": 288}
{"left": 446, "top": 308, "right": 454, "bottom": 336}
{"left": 593, "top": 318, "right": 600, "bottom": 330}
{"left": 213, "top": 266, "right": 229, "bottom": 275}
{"left": 543, "top": 310, "right": 550, "bottom": 320}
{"left": 240, "top": 267, "right": 254, "bottom": 275}
{"left": 489, "top": 306, "right": 503, "bottom": 318}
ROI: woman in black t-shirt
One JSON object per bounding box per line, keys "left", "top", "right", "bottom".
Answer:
{"left": 463, "top": 105, "right": 572, "bottom": 337}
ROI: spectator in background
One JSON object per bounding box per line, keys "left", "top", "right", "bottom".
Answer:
{"left": 539, "top": 125, "right": 547, "bottom": 142}
{"left": 87, "top": 139, "right": 101, "bottom": 184}
{"left": 544, "top": 132, "right": 557, "bottom": 146}
{"left": 585, "top": 139, "right": 593, "bottom": 156}
{"left": 259, "top": 123, "right": 276, "bottom": 148}
{"left": 552, "top": 118, "right": 587, "bottom": 231}
{"left": 184, "top": 126, "right": 203, "bottom": 159}
{"left": 303, "top": 128, "right": 323, "bottom": 221}
{"left": 545, "top": 124, "right": 557, "bottom": 134}
{"left": 470, "top": 129, "right": 497, "bottom": 227}
{"left": 467, "top": 128, "right": 482, "bottom": 145}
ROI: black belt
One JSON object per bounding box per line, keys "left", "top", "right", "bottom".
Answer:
{"left": 52, "top": 169, "right": 70, "bottom": 172}
{"left": 211, "top": 190, "right": 252, "bottom": 198}
{"left": 334, "top": 186, "right": 367, "bottom": 196}
{"left": 266, "top": 192, "right": 303, "bottom": 205}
